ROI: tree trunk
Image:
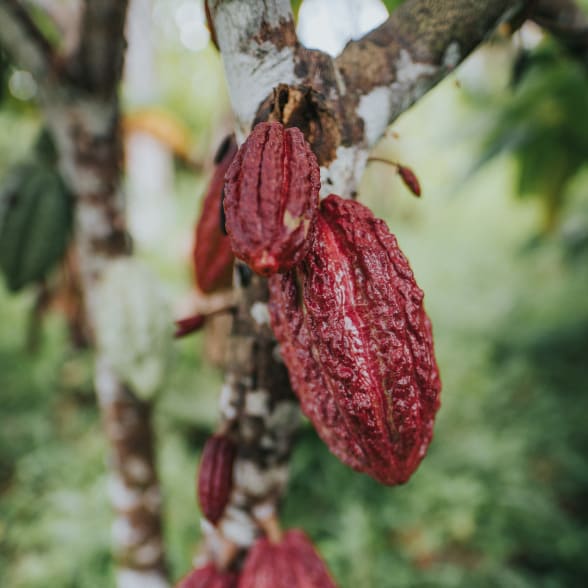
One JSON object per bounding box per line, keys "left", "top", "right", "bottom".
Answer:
{"left": 0, "top": 2, "right": 171, "bottom": 585}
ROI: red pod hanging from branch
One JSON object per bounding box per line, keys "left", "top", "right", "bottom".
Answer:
{"left": 368, "top": 157, "right": 422, "bottom": 197}
{"left": 269, "top": 194, "right": 441, "bottom": 486}
{"left": 238, "top": 529, "right": 337, "bottom": 588}
{"left": 197, "top": 434, "right": 237, "bottom": 525}
{"left": 193, "top": 135, "right": 237, "bottom": 294}
{"left": 224, "top": 122, "right": 320, "bottom": 276}
{"left": 176, "top": 563, "right": 238, "bottom": 588}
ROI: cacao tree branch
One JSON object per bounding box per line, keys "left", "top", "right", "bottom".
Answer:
{"left": 1, "top": 1, "right": 171, "bottom": 585}
{"left": 209, "top": 0, "right": 298, "bottom": 139}
{"left": 67, "top": 0, "right": 128, "bottom": 94}
{"left": 44, "top": 92, "right": 172, "bottom": 588}
{"left": 335, "top": 0, "right": 527, "bottom": 151}
{"left": 0, "top": 0, "right": 55, "bottom": 78}
{"left": 199, "top": 0, "right": 301, "bottom": 567}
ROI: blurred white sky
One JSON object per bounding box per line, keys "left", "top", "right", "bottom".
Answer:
{"left": 164, "top": 0, "right": 388, "bottom": 56}
{"left": 297, "top": 0, "right": 388, "bottom": 56}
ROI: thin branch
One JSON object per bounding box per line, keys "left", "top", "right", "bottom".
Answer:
{"left": 0, "top": 0, "right": 55, "bottom": 79}
{"left": 68, "top": 0, "right": 128, "bottom": 93}
{"left": 334, "top": 0, "right": 526, "bottom": 148}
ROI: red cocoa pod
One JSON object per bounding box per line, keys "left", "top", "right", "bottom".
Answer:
{"left": 197, "top": 434, "right": 236, "bottom": 524}
{"left": 176, "top": 563, "right": 238, "bottom": 588}
{"left": 269, "top": 194, "right": 441, "bottom": 485}
{"left": 224, "top": 122, "right": 320, "bottom": 276}
{"left": 238, "top": 529, "right": 337, "bottom": 588}
{"left": 193, "top": 135, "right": 237, "bottom": 294}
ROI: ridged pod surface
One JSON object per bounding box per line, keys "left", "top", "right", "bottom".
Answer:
{"left": 193, "top": 135, "right": 237, "bottom": 294}
{"left": 197, "top": 434, "right": 236, "bottom": 524}
{"left": 238, "top": 529, "right": 337, "bottom": 588}
{"left": 176, "top": 563, "right": 238, "bottom": 588}
{"left": 224, "top": 122, "right": 320, "bottom": 276}
{"left": 269, "top": 194, "right": 441, "bottom": 485}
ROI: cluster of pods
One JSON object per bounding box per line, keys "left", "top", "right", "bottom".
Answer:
{"left": 184, "top": 121, "right": 441, "bottom": 585}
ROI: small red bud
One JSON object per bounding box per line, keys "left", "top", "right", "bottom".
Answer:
{"left": 174, "top": 314, "right": 206, "bottom": 338}
{"left": 198, "top": 434, "right": 236, "bottom": 524}
{"left": 397, "top": 164, "right": 421, "bottom": 197}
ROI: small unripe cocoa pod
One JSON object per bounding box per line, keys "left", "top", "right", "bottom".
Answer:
{"left": 0, "top": 160, "right": 72, "bottom": 292}
{"left": 193, "top": 135, "right": 237, "bottom": 294}
{"left": 197, "top": 434, "right": 236, "bottom": 524}
{"left": 238, "top": 529, "right": 337, "bottom": 588}
{"left": 224, "top": 122, "right": 320, "bottom": 276}
{"left": 176, "top": 563, "right": 238, "bottom": 588}
{"left": 269, "top": 194, "right": 441, "bottom": 485}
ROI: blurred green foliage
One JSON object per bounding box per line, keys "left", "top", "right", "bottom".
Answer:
{"left": 472, "top": 41, "right": 588, "bottom": 233}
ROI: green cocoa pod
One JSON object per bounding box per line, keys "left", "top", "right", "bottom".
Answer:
{"left": 93, "top": 258, "right": 173, "bottom": 402}
{"left": 0, "top": 161, "right": 73, "bottom": 291}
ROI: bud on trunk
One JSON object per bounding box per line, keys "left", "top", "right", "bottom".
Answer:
{"left": 197, "top": 434, "right": 236, "bottom": 524}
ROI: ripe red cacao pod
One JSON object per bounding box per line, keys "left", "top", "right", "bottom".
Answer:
{"left": 224, "top": 122, "right": 320, "bottom": 276}
{"left": 193, "top": 135, "right": 237, "bottom": 294}
{"left": 197, "top": 434, "right": 236, "bottom": 524}
{"left": 269, "top": 194, "right": 441, "bottom": 485}
{"left": 238, "top": 529, "right": 337, "bottom": 588}
{"left": 176, "top": 563, "right": 238, "bottom": 588}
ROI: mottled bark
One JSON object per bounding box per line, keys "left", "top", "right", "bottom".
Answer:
{"left": 200, "top": 267, "right": 299, "bottom": 568}
{"left": 0, "top": 2, "right": 170, "bottom": 587}
{"left": 334, "top": 0, "right": 524, "bottom": 148}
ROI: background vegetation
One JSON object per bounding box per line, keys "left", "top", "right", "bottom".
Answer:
{"left": 1, "top": 2, "right": 588, "bottom": 587}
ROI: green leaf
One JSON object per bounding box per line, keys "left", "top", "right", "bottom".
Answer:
{"left": 291, "top": 0, "right": 304, "bottom": 20}
{"left": 471, "top": 40, "right": 588, "bottom": 226}
{"left": 380, "top": 0, "right": 404, "bottom": 13}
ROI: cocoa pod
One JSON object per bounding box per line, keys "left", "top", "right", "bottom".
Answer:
{"left": 193, "top": 135, "right": 237, "bottom": 294}
{"left": 198, "top": 434, "right": 236, "bottom": 524}
{"left": 0, "top": 161, "right": 72, "bottom": 292}
{"left": 224, "top": 122, "right": 320, "bottom": 276}
{"left": 238, "top": 529, "right": 337, "bottom": 588}
{"left": 176, "top": 563, "right": 238, "bottom": 588}
{"left": 269, "top": 194, "right": 441, "bottom": 485}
